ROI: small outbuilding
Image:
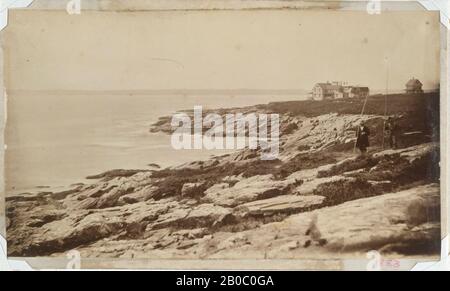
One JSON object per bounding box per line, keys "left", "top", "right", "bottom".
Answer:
{"left": 406, "top": 78, "right": 423, "bottom": 94}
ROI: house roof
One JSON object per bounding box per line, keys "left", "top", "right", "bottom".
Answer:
{"left": 315, "top": 83, "right": 341, "bottom": 91}
{"left": 314, "top": 83, "right": 369, "bottom": 94}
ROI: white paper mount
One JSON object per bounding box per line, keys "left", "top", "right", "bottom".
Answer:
{"left": 0, "top": 0, "right": 449, "bottom": 271}
{"left": 1, "top": 0, "right": 35, "bottom": 31}
{"left": 0, "top": 0, "right": 35, "bottom": 271}
{"left": 419, "top": 0, "right": 450, "bottom": 29}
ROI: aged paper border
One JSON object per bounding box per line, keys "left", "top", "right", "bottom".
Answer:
{"left": 0, "top": 0, "right": 448, "bottom": 270}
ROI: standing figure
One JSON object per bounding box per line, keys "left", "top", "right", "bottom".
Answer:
{"left": 385, "top": 117, "right": 400, "bottom": 149}
{"left": 356, "top": 121, "right": 370, "bottom": 155}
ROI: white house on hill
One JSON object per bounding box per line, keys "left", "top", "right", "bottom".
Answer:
{"left": 312, "top": 82, "right": 369, "bottom": 101}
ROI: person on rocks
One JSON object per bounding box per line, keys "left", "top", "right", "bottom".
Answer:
{"left": 304, "top": 214, "right": 327, "bottom": 248}
{"left": 333, "top": 128, "right": 338, "bottom": 144}
{"left": 385, "top": 116, "right": 400, "bottom": 149}
{"left": 356, "top": 121, "right": 370, "bottom": 156}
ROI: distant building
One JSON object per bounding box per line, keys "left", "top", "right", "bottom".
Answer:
{"left": 312, "top": 82, "right": 369, "bottom": 100}
{"left": 405, "top": 78, "right": 423, "bottom": 94}
{"left": 349, "top": 87, "right": 370, "bottom": 99}
{"left": 312, "top": 82, "right": 342, "bottom": 100}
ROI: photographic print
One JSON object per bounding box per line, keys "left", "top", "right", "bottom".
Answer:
{"left": 2, "top": 8, "right": 442, "bottom": 264}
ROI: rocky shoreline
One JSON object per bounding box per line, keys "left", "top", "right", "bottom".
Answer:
{"left": 6, "top": 93, "right": 441, "bottom": 258}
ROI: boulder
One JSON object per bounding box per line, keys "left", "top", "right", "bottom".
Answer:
{"left": 181, "top": 183, "right": 205, "bottom": 197}
{"left": 184, "top": 204, "right": 232, "bottom": 227}
{"left": 74, "top": 197, "right": 99, "bottom": 210}
{"left": 9, "top": 212, "right": 126, "bottom": 257}
{"left": 306, "top": 184, "right": 441, "bottom": 252}
{"left": 198, "top": 184, "right": 440, "bottom": 259}
{"left": 118, "top": 195, "right": 140, "bottom": 205}
{"left": 205, "top": 183, "right": 230, "bottom": 194}
{"left": 83, "top": 184, "right": 114, "bottom": 198}
{"left": 372, "top": 143, "right": 437, "bottom": 160}
{"left": 118, "top": 186, "right": 157, "bottom": 205}
{"left": 151, "top": 207, "right": 191, "bottom": 230}
{"left": 96, "top": 185, "right": 134, "bottom": 209}
{"left": 171, "top": 228, "right": 208, "bottom": 240}
{"left": 203, "top": 175, "right": 288, "bottom": 207}
{"left": 27, "top": 211, "right": 66, "bottom": 228}
{"left": 235, "top": 195, "right": 325, "bottom": 217}
{"left": 123, "top": 222, "right": 148, "bottom": 239}
{"left": 151, "top": 204, "right": 231, "bottom": 230}
{"left": 293, "top": 176, "right": 354, "bottom": 196}
{"left": 120, "top": 199, "right": 178, "bottom": 226}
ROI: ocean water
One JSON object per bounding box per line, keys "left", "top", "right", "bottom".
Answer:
{"left": 5, "top": 92, "right": 303, "bottom": 196}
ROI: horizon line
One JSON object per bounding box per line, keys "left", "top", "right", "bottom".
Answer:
{"left": 7, "top": 89, "right": 310, "bottom": 95}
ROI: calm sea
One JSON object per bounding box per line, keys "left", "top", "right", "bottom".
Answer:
{"left": 5, "top": 92, "right": 303, "bottom": 195}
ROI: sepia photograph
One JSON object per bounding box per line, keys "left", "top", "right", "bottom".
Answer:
{"left": 0, "top": 4, "right": 445, "bottom": 271}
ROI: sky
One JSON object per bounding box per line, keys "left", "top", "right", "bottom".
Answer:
{"left": 2, "top": 10, "right": 441, "bottom": 92}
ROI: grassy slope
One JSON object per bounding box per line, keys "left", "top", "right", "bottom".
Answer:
{"left": 266, "top": 92, "right": 439, "bottom": 119}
